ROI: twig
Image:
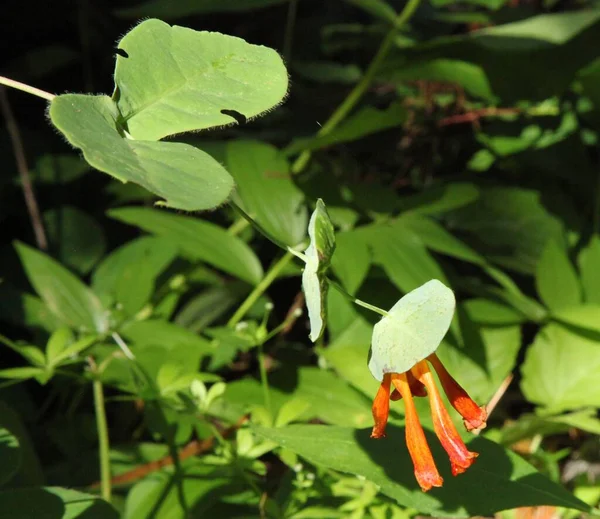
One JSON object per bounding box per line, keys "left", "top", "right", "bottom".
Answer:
{"left": 0, "top": 87, "right": 48, "bottom": 249}
{"left": 0, "top": 76, "right": 55, "bottom": 101}
{"left": 281, "top": 291, "right": 305, "bottom": 335}
{"left": 438, "top": 107, "right": 520, "bottom": 127}
{"left": 473, "top": 373, "right": 514, "bottom": 436}
{"left": 89, "top": 415, "right": 248, "bottom": 489}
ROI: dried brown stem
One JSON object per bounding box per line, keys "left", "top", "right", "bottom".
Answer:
{"left": 0, "top": 87, "right": 48, "bottom": 249}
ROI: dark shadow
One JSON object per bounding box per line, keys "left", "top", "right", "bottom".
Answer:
{"left": 115, "top": 48, "right": 129, "bottom": 58}
{"left": 0, "top": 487, "right": 65, "bottom": 519}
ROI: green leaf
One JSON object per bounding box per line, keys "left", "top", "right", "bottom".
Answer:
{"left": 0, "top": 487, "right": 118, "bottom": 519}
{"left": 226, "top": 140, "right": 307, "bottom": 247}
{"left": 521, "top": 323, "right": 600, "bottom": 412}
{"left": 175, "top": 282, "right": 250, "bottom": 332}
{"left": 383, "top": 10, "right": 600, "bottom": 103}
{"left": 381, "top": 59, "right": 494, "bottom": 101}
{"left": 92, "top": 236, "right": 177, "bottom": 315}
{"left": 116, "top": 0, "right": 289, "bottom": 19}
{"left": 369, "top": 280, "right": 455, "bottom": 379}
{"left": 0, "top": 367, "right": 47, "bottom": 381}
{"left": 578, "top": 235, "right": 600, "bottom": 304}
{"left": 399, "top": 215, "right": 485, "bottom": 266}
{"left": 0, "top": 287, "right": 63, "bottom": 333}
{"left": 446, "top": 187, "right": 566, "bottom": 274}
{"left": 114, "top": 19, "right": 288, "bottom": 140}
{"left": 368, "top": 225, "right": 449, "bottom": 293}
{"left": 45, "top": 327, "right": 74, "bottom": 365}
{"left": 43, "top": 206, "right": 106, "bottom": 275}
{"left": 342, "top": 0, "right": 396, "bottom": 24}
{"left": 49, "top": 94, "right": 234, "bottom": 212}
{"left": 255, "top": 425, "right": 588, "bottom": 516}
{"left": 536, "top": 240, "right": 582, "bottom": 311}
{"left": 0, "top": 425, "right": 20, "bottom": 486}
{"left": 109, "top": 207, "right": 263, "bottom": 285}
{"left": 463, "top": 299, "right": 526, "bottom": 326}
{"left": 14, "top": 242, "right": 107, "bottom": 333}
{"left": 302, "top": 200, "right": 336, "bottom": 342}
{"left": 223, "top": 368, "right": 372, "bottom": 428}
{"left": 331, "top": 230, "right": 371, "bottom": 294}
{"left": 285, "top": 102, "right": 407, "bottom": 155}
{"left": 437, "top": 323, "right": 520, "bottom": 403}
{"left": 551, "top": 305, "right": 600, "bottom": 334}
{"left": 399, "top": 183, "right": 479, "bottom": 216}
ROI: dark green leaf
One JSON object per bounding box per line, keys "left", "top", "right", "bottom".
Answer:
{"left": 536, "top": 240, "right": 582, "bottom": 311}
{"left": 109, "top": 207, "right": 263, "bottom": 285}
{"left": 255, "top": 425, "right": 588, "bottom": 516}
{"left": 14, "top": 242, "right": 107, "bottom": 333}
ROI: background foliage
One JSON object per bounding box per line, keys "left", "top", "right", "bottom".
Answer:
{"left": 1, "top": 0, "right": 600, "bottom": 518}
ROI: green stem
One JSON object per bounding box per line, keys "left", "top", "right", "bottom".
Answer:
{"left": 329, "top": 280, "right": 389, "bottom": 317}
{"left": 257, "top": 344, "right": 272, "bottom": 415}
{"left": 283, "top": 0, "right": 299, "bottom": 62}
{"left": 228, "top": 251, "right": 295, "bottom": 327}
{"left": 230, "top": 201, "right": 296, "bottom": 250}
{"left": 90, "top": 362, "right": 111, "bottom": 502}
{"left": 0, "top": 76, "right": 55, "bottom": 101}
{"left": 228, "top": 217, "right": 251, "bottom": 236}
{"left": 291, "top": 0, "right": 422, "bottom": 174}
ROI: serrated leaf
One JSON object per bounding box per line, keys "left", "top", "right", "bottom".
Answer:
{"left": 114, "top": 19, "right": 288, "bottom": 140}
{"left": 109, "top": 207, "right": 263, "bottom": 285}
{"left": 50, "top": 94, "right": 234, "bottom": 211}
{"left": 14, "top": 242, "right": 107, "bottom": 333}
{"left": 369, "top": 280, "right": 455, "bottom": 380}
{"left": 536, "top": 240, "right": 582, "bottom": 311}
{"left": 255, "top": 425, "right": 588, "bottom": 517}
{"left": 521, "top": 323, "right": 600, "bottom": 412}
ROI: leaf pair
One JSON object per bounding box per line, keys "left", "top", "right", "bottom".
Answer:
{"left": 49, "top": 19, "right": 288, "bottom": 211}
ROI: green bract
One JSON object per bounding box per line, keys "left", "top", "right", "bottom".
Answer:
{"left": 368, "top": 279, "right": 455, "bottom": 380}
{"left": 302, "top": 200, "right": 336, "bottom": 342}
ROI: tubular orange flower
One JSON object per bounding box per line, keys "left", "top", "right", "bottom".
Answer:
{"left": 370, "top": 355, "right": 486, "bottom": 491}
{"left": 367, "top": 280, "right": 486, "bottom": 492}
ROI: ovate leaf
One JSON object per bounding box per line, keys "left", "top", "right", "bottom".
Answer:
{"left": 50, "top": 94, "right": 234, "bottom": 211}
{"left": 14, "top": 242, "right": 107, "bottom": 333}
{"left": 227, "top": 140, "right": 307, "bottom": 247}
{"left": 255, "top": 425, "right": 588, "bottom": 516}
{"left": 114, "top": 19, "right": 288, "bottom": 140}
{"left": 536, "top": 240, "right": 582, "bottom": 311}
{"left": 92, "top": 236, "right": 177, "bottom": 315}
{"left": 369, "top": 280, "right": 455, "bottom": 380}
{"left": 109, "top": 207, "right": 263, "bottom": 285}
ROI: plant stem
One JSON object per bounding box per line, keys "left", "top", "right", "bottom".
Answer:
{"left": 283, "top": 0, "right": 299, "bottom": 62}
{"left": 228, "top": 217, "right": 251, "bottom": 236}
{"left": 90, "top": 359, "right": 111, "bottom": 502}
{"left": 0, "top": 87, "right": 48, "bottom": 250}
{"left": 291, "top": 0, "right": 422, "bottom": 174}
{"left": 257, "top": 344, "right": 272, "bottom": 415}
{"left": 228, "top": 251, "right": 295, "bottom": 327}
{"left": 329, "top": 280, "right": 389, "bottom": 317}
{"left": 0, "top": 76, "right": 55, "bottom": 101}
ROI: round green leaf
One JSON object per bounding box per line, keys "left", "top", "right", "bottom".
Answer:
{"left": 50, "top": 94, "right": 234, "bottom": 211}
{"left": 369, "top": 279, "right": 455, "bottom": 380}
{"left": 114, "top": 19, "right": 289, "bottom": 140}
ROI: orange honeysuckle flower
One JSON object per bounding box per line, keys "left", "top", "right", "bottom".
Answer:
{"left": 370, "top": 354, "right": 486, "bottom": 491}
